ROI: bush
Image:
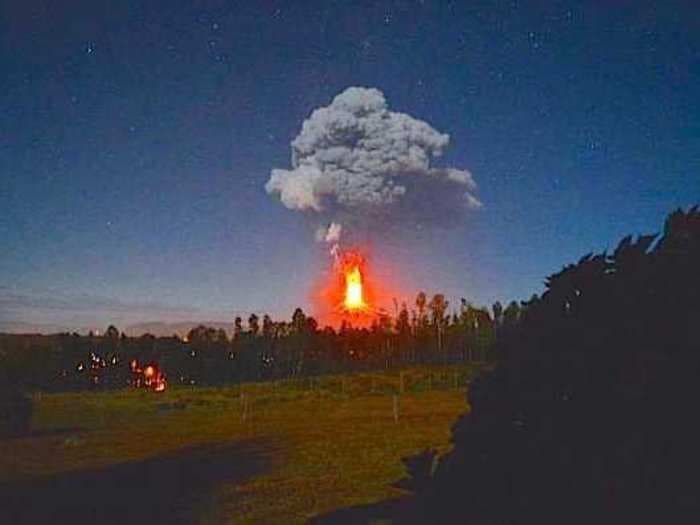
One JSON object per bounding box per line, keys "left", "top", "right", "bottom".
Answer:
{"left": 0, "top": 387, "right": 33, "bottom": 438}
{"left": 409, "top": 207, "right": 700, "bottom": 524}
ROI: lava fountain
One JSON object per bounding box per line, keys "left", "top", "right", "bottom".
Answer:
{"left": 337, "top": 250, "right": 372, "bottom": 315}
{"left": 315, "top": 247, "right": 391, "bottom": 327}
{"left": 343, "top": 265, "right": 367, "bottom": 312}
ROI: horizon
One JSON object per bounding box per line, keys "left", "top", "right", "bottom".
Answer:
{"left": 2, "top": 1, "right": 698, "bottom": 332}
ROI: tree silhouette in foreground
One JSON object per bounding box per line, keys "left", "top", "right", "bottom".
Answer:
{"left": 406, "top": 206, "right": 700, "bottom": 524}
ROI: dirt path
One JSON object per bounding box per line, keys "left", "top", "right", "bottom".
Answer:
{"left": 0, "top": 439, "right": 272, "bottom": 525}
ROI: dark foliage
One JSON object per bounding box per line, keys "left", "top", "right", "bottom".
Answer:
{"left": 0, "top": 387, "right": 32, "bottom": 437}
{"left": 411, "top": 207, "right": 700, "bottom": 524}
{"left": 393, "top": 449, "right": 438, "bottom": 494}
{"left": 0, "top": 297, "right": 496, "bottom": 394}
{"left": 0, "top": 350, "right": 33, "bottom": 437}
{"left": 0, "top": 440, "right": 269, "bottom": 525}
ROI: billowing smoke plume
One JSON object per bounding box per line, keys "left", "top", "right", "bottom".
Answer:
{"left": 266, "top": 86, "right": 481, "bottom": 243}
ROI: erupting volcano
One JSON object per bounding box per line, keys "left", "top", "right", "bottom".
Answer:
{"left": 267, "top": 87, "right": 482, "bottom": 329}
{"left": 317, "top": 248, "right": 387, "bottom": 327}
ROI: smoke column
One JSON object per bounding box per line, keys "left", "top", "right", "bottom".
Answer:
{"left": 266, "top": 86, "right": 482, "bottom": 248}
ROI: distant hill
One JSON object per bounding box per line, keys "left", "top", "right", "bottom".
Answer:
{"left": 0, "top": 319, "right": 236, "bottom": 337}
{"left": 0, "top": 320, "right": 87, "bottom": 335}
{"left": 123, "top": 321, "right": 234, "bottom": 338}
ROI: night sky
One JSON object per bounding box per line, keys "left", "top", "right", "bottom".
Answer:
{"left": 1, "top": 1, "right": 698, "bottom": 332}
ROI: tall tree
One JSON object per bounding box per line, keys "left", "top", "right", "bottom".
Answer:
{"left": 428, "top": 294, "right": 449, "bottom": 361}
{"left": 233, "top": 317, "right": 243, "bottom": 340}
{"left": 416, "top": 292, "right": 427, "bottom": 323}
{"left": 262, "top": 315, "right": 273, "bottom": 338}
{"left": 105, "top": 325, "right": 120, "bottom": 340}
{"left": 492, "top": 301, "right": 503, "bottom": 328}
{"left": 503, "top": 301, "right": 521, "bottom": 328}
{"left": 248, "top": 314, "right": 260, "bottom": 337}
{"left": 396, "top": 303, "right": 413, "bottom": 362}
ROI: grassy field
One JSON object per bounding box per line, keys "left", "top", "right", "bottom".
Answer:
{"left": 0, "top": 366, "right": 479, "bottom": 524}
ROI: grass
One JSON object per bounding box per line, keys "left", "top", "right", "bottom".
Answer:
{"left": 0, "top": 365, "right": 478, "bottom": 524}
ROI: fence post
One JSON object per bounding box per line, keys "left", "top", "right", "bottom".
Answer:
{"left": 393, "top": 394, "right": 399, "bottom": 423}
{"left": 399, "top": 371, "right": 405, "bottom": 395}
{"left": 240, "top": 392, "right": 248, "bottom": 422}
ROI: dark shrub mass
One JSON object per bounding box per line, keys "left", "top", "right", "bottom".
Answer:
{"left": 413, "top": 207, "right": 700, "bottom": 524}
{"left": 0, "top": 384, "right": 32, "bottom": 438}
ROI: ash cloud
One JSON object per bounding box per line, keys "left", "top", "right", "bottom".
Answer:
{"left": 265, "top": 87, "right": 481, "bottom": 239}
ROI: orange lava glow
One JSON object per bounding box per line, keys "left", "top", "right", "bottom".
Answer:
{"left": 314, "top": 247, "right": 401, "bottom": 328}
{"left": 343, "top": 265, "right": 367, "bottom": 312}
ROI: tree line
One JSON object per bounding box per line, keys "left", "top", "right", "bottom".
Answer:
{"left": 1, "top": 292, "right": 502, "bottom": 394}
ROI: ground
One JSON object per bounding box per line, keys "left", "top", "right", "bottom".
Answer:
{"left": 0, "top": 366, "right": 475, "bottom": 524}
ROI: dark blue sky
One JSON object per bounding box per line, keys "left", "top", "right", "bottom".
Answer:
{"left": 1, "top": 0, "right": 698, "bottom": 331}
